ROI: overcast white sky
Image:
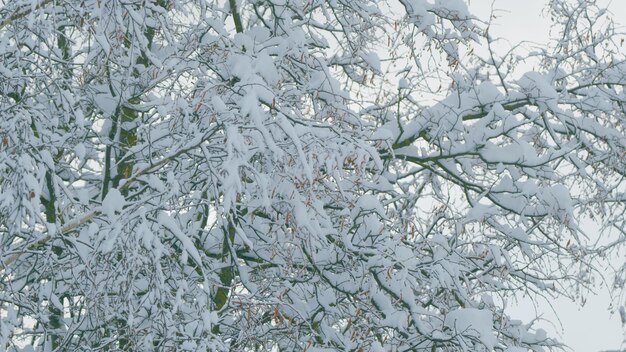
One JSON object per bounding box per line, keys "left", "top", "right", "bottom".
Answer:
{"left": 466, "top": 1, "right": 626, "bottom": 351}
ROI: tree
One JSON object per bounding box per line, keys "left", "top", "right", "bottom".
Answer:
{"left": 0, "top": 0, "right": 625, "bottom": 350}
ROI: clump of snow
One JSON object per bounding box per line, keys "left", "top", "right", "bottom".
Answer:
{"left": 475, "top": 81, "right": 504, "bottom": 104}
{"left": 101, "top": 188, "right": 125, "bottom": 219}
{"left": 479, "top": 141, "right": 539, "bottom": 165}
{"left": 465, "top": 203, "right": 499, "bottom": 222}
{"left": 229, "top": 54, "right": 253, "bottom": 81}
{"left": 444, "top": 308, "right": 497, "bottom": 350}
{"left": 405, "top": 0, "right": 436, "bottom": 32}
{"left": 74, "top": 143, "right": 86, "bottom": 161}
{"left": 517, "top": 72, "right": 559, "bottom": 111}
{"left": 211, "top": 96, "right": 228, "bottom": 113}
{"left": 398, "top": 78, "right": 409, "bottom": 89}
{"left": 540, "top": 184, "right": 574, "bottom": 224}
{"left": 434, "top": 0, "right": 470, "bottom": 15}
{"left": 352, "top": 194, "right": 386, "bottom": 219}
{"left": 370, "top": 127, "right": 393, "bottom": 141}
{"left": 359, "top": 51, "right": 381, "bottom": 73}
{"left": 91, "top": 85, "right": 118, "bottom": 117}
{"left": 255, "top": 52, "right": 279, "bottom": 85}
{"left": 158, "top": 212, "right": 202, "bottom": 265}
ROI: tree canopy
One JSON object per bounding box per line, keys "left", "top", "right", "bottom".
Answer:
{"left": 0, "top": 0, "right": 625, "bottom": 350}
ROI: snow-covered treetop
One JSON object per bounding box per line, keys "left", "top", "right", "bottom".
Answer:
{"left": 0, "top": 0, "right": 624, "bottom": 350}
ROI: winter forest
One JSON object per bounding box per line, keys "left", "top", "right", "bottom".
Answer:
{"left": 1, "top": 0, "right": 625, "bottom": 350}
